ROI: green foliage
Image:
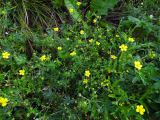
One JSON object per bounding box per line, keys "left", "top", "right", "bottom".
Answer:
{"left": 0, "top": 16, "right": 160, "bottom": 119}
{"left": 52, "top": 0, "right": 64, "bottom": 8}
{"left": 90, "top": 0, "right": 118, "bottom": 15}
{"left": 0, "top": 0, "right": 160, "bottom": 120}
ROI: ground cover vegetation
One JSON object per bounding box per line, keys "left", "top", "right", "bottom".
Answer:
{"left": 0, "top": 0, "right": 160, "bottom": 119}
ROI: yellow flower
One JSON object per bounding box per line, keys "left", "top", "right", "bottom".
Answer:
{"left": 53, "top": 27, "right": 59, "bottom": 32}
{"left": 136, "top": 105, "right": 145, "bottom": 115}
{"left": 149, "top": 51, "right": 156, "bottom": 58}
{"left": 80, "top": 30, "right": 85, "bottom": 35}
{"left": 57, "top": 46, "right": 62, "bottom": 51}
{"left": 128, "top": 37, "right": 135, "bottom": 42}
{"left": 40, "top": 55, "right": 47, "bottom": 61}
{"left": 85, "top": 70, "right": 91, "bottom": 77}
{"left": 119, "top": 102, "right": 124, "bottom": 106}
{"left": 69, "top": 8, "right": 74, "bottom": 13}
{"left": 110, "top": 55, "right": 117, "bottom": 59}
{"left": 70, "top": 51, "right": 76, "bottom": 56}
{"left": 76, "top": 2, "right": 81, "bottom": 6}
{"left": 83, "top": 79, "right": 88, "bottom": 84}
{"left": 96, "top": 16, "right": 101, "bottom": 18}
{"left": 89, "top": 39, "right": 93, "bottom": 43}
{"left": 119, "top": 44, "right": 128, "bottom": 52}
{"left": 19, "top": 69, "right": 25, "bottom": 76}
{"left": 93, "top": 19, "right": 97, "bottom": 23}
{"left": 2, "top": 52, "right": 10, "bottom": 59}
{"left": 134, "top": 61, "right": 142, "bottom": 70}
{"left": 96, "top": 41, "right": 100, "bottom": 46}
{"left": 0, "top": 97, "right": 8, "bottom": 107}
{"left": 116, "top": 34, "right": 119, "bottom": 38}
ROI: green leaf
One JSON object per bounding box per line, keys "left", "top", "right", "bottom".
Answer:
{"left": 90, "top": 0, "right": 118, "bottom": 15}
{"left": 14, "top": 55, "right": 27, "bottom": 65}
{"left": 52, "top": 0, "right": 64, "bottom": 8}
{"left": 64, "top": 0, "right": 82, "bottom": 22}
{"left": 108, "top": 94, "right": 116, "bottom": 98}
{"left": 154, "top": 81, "right": 160, "bottom": 90}
{"left": 0, "top": 74, "right": 4, "bottom": 81}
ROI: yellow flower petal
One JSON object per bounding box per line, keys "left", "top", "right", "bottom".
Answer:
{"left": 76, "top": 2, "right": 81, "bottom": 6}
{"left": 2, "top": 52, "right": 10, "bottom": 59}
{"left": 19, "top": 69, "right": 25, "bottom": 76}
{"left": 70, "top": 51, "right": 76, "bottom": 56}
{"left": 85, "top": 70, "right": 91, "bottom": 77}
{"left": 136, "top": 105, "right": 145, "bottom": 115}
{"left": 0, "top": 97, "right": 8, "bottom": 107}
{"left": 96, "top": 41, "right": 100, "bottom": 46}
{"left": 111, "top": 55, "right": 117, "bottom": 59}
{"left": 83, "top": 79, "right": 88, "bottom": 84}
{"left": 134, "top": 61, "right": 142, "bottom": 70}
{"left": 57, "top": 47, "right": 62, "bottom": 51}
{"left": 53, "top": 27, "right": 59, "bottom": 32}
{"left": 80, "top": 30, "right": 85, "bottom": 35}
{"left": 119, "top": 44, "right": 128, "bottom": 52}
{"left": 93, "top": 19, "right": 97, "bottom": 23}
{"left": 128, "top": 37, "right": 135, "bottom": 42}
{"left": 40, "top": 55, "right": 47, "bottom": 61}
{"left": 69, "top": 8, "right": 74, "bottom": 13}
{"left": 89, "top": 39, "right": 93, "bottom": 43}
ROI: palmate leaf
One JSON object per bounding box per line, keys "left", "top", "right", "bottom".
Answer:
{"left": 90, "top": 0, "right": 118, "bottom": 15}
{"left": 64, "top": 0, "right": 82, "bottom": 22}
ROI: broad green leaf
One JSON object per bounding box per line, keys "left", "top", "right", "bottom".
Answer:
{"left": 90, "top": 0, "right": 118, "bottom": 15}
{"left": 64, "top": 0, "right": 82, "bottom": 22}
